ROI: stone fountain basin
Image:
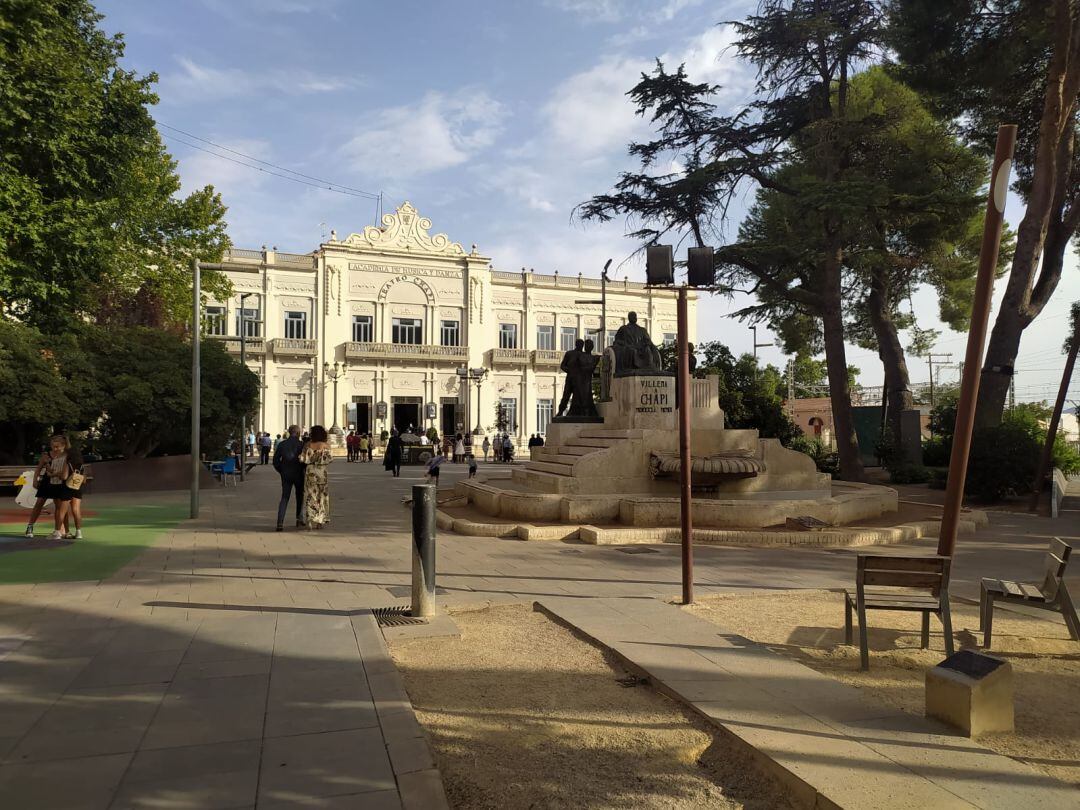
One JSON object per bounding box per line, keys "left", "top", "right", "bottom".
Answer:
{"left": 453, "top": 479, "right": 896, "bottom": 530}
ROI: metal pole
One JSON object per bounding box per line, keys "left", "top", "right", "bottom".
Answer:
{"left": 475, "top": 378, "right": 483, "bottom": 435}
{"left": 411, "top": 484, "right": 437, "bottom": 618}
{"left": 239, "top": 292, "right": 250, "bottom": 482}
{"left": 601, "top": 266, "right": 608, "bottom": 350}
{"left": 939, "top": 124, "right": 1017, "bottom": 556}
{"left": 1028, "top": 317, "right": 1080, "bottom": 512}
{"left": 191, "top": 258, "right": 201, "bottom": 519}
{"left": 677, "top": 285, "right": 694, "bottom": 604}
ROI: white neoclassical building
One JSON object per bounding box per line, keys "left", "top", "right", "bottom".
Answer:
{"left": 207, "top": 202, "right": 696, "bottom": 444}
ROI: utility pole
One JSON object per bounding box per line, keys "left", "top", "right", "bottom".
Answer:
{"left": 677, "top": 285, "right": 693, "bottom": 605}
{"left": 190, "top": 257, "right": 201, "bottom": 519}
{"left": 925, "top": 352, "right": 952, "bottom": 409}
{"left": 786, "top": 358, "right": 795, "bottom": 418}
{"left": 939, "top": 124, "right": 1016, "bottom": 557}
{"left": 751, "top": 326, "right": 774, "bottom": 380}
{"left": 238, "top": 292, "right": 253, "bottom": 481}
{"left": 1028, "top": 310, "right": 1080, "bottom": 512}
{"left": 1008, "top": 373, "right": 1016, "bottom": 411}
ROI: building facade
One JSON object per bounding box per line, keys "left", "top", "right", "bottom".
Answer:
{"left": 209, "top": 202, "right": 696, "bottom": 443}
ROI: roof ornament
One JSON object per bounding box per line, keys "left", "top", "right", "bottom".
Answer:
{"left": 343, "top": 201, "right": 464, "bottom": 255}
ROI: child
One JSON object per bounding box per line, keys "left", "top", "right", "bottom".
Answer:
{"left": 25, "top": 435, "right": 73, "bottom": 540}
{"left": 467, "top": 453, "right": 478, "bottom": 479}
{"left": 426, "top": 450, "right": 446, "bottom": 485}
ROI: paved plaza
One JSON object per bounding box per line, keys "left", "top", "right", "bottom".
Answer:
{"left": 0, "top": 459, "right": 1077, "bottom": 808}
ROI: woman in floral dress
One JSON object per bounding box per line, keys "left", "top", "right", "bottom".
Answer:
{"left": 299, "top": 425, "right": 333, "bottom": 529}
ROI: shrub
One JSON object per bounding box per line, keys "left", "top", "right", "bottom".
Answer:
{"left": 889, "top": 464, "right": 931, "bottom": 485}
{"left": 789, "top": 435, "right": 840, "bottom": 476}
{"left": 425, "top": 426, "right": 439, "bottom": 444}
{"left": 922, "top": 435, "right": 951, "bottom": 467}
{"left": 928, "top": 468, "right": 947, "bottom": 490}
{"left": 965, "top": 422, "right": 1041, "bottom": 501}
{"left": 1052, "top": 434, "right": 1080, "bottom": 475}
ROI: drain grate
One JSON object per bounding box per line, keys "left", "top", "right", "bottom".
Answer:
{"left": 372, "top": 606, "right": 427, "bottom": 627}
{"left": 616, "top": 546, "right": 660, "bottom": 554}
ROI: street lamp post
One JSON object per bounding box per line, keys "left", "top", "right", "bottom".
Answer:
{"left": 238, "top": 292, "right": 253, "bottom": 482}
{"left": 324, "top": 361, "right": 348, "bottom": 435}
{"left": 457, "top": 366, "right": 488, "bottom": 434}
{"left": 191, "top": 257, "right": 201, "bottom": 518}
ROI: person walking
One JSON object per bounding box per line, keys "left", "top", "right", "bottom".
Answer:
{"left": 273, "top": 425, "right": 306, "bottom": 531}
{"left": 61, "top": 444, "right": 87, "bottom": 540}
{"left": 482, "top": 435, "right": 491, "bottom": 462}
{"left": 345, "top": 430, "right": 356, "bottom": 462}
{"left": 259, "top": 432, "right": 272, "bottom": 465}
{"left": 273, "top": 433, "right": 281, "bottom": 453}
{"left": 426, "top": 449, "right": 446, "bottom": 485}
{"left": 24, "top": 435, "right": 73, "bottom": 540}
{"left": 467, "top": 453, "right": 477, "bottom": 478}
{"left": 503, "top": 434, "right": 513, "bottom": 463}
{"left": 298, "top": 425, "right": 332, "bottom": 529}
{"left": 384, "top": 430, "right": 403, "bottom": 477}
{"left": 454, "top": 434, "right": 465, "bottom": 464}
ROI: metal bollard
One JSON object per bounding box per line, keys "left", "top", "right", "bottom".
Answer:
{"left": 411, "top": 484, "right": 437, "bottom": 618}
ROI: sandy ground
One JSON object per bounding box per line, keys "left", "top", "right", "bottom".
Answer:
{"left": 388, "top": 604, "right": 793, "bottom": 810}
{"left": 686, "top": 590, "right": 1080, "bottom": 787}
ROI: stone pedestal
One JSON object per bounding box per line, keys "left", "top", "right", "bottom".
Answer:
{"left": 925, "top": 650, "right": 1014, "bottom": 736}
{"left": 600, "top": 375, "right": 676, "bottom": 431}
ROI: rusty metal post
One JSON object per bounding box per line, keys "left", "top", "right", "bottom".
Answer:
{"left": 677, "top": 286, "right": 694, "bottom": 604}
{"left": 1029, "top": 315, "right": 1080, "bottom": 512}
{"left": 939, "top": 125, "right": 1017, "bottom": 556}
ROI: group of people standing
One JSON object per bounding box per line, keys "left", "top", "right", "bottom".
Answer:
{"left": 24, "top": 435, "right": 87, "bottom": 541}
{"left": 273, "top": 425, "right": 333, "bottom": 531}
{"left": 483, "top": 433, "right": 517, "bottom": 463}
{"left": 344, "top": 431, "right": 373, "bottom": 462}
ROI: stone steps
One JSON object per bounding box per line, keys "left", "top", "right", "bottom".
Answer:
{"left": 578, "top": 428, "right": 644, "bottom": 440}
{"left": 512, "top": 468, "right": 576, "bottom": 493}
{"left": 567, "top": 437, "right": 621, "bottom": 449}
{"left": 543, "top": 445, "right": 594, "bottom": 457}
{"left": 526, "top": 459, "right": 575, "bottom": 476}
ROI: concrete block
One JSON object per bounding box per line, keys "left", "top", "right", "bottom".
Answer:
{"left": 925, "top": 650, "right": 1014, "bottom": 737}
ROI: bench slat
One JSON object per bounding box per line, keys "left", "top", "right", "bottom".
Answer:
{"left": 859, "top": 555, "right": 949, "bottom": 573}
{"left": 862, "top": 571, "right": 942, "bottom": 589}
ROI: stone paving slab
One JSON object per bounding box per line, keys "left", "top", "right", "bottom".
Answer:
{"left": 536, "top": 595, "right": 1080, "bottom": 810}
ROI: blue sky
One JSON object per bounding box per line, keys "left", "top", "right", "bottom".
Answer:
{"left": 97, "top": 0, "right": 1074, "bottom": 402}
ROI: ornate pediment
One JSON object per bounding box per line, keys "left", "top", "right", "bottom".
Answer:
{"left": 342, "top": 201, "right": 465, "bottom": 256}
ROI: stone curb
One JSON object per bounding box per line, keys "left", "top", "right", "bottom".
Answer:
{"left": 437, "top": 510, "right": 985, "bottom": 547}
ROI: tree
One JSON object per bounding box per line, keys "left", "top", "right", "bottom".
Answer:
{"left": 890, "top": 0, "right": 1080, "bottom": 428}
{"left": 85, "top": 327, "right": 258, "bottom": 458}
{"left": 722, "top": 69, "right": 990, "bottom": 450}
{"left": 0, "top": 0, "right": 230, "bottom": 330}
{"left": 582, "top": 1, "right": 886, "bottom": 480}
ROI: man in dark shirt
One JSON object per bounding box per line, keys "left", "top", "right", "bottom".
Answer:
{"left": 273, "top": 425, "right": 305, "bottom": 531}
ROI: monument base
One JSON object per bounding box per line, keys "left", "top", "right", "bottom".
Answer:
{"left": 552, "top": 415, "right": 604, "bottom": 424}
{"left": 600, "top": 375, "right": 676, "bottom": 431}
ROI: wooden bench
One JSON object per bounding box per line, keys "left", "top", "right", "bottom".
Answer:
{"left": 980, "top": 537, "right": 1080, "bottom": 647}
{"left": 845, "top": 554, "right": 955, "bottom": 670}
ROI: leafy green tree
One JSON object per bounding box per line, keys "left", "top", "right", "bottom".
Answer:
{"left": 889, "top": 0, "right": 1080, "bottom": 428}
{"left": 582, "top": 1, "right": 887, "bottom": 480}
{"left": 0, "top": 0, "right": 230, "bottom": 329}
{"left": 85, "top": 327, "right": 258, "bottom": 458}
{"left": 721, "top": 69, "right": 990, "bottom": 451}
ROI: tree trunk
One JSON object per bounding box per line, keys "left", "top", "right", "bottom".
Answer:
{"left": 866, "top": 275, "right": 915, "bottom": 454}
{"left": 975, "top": 5, "right": 1080, "bottom": 428}
{"left": 822, "top": 246, "right": 864, "bottom": 481}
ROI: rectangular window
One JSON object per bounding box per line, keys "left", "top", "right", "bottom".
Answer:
{"left": 663, "top": 332, "right": 677, "bottom": 345}
{"left": 284, "top": 311, "right": 307, "bottom": 340}
{"left": 392, "top": 317, "right": 422, "bottom": 345}
{"left": 440, "top": 320, "right": 460, "bottom": 347}
{"left": 587, "top": 328, "right": 601, "bottom": 348}
{"left": 352, "top": 315, "right": 373, "bottom": 343}
{"left": 560, "top": 327, "right": 578, "bottom": 351}
{"left": 235, "top": 307, "right": 260, "bottom": 338}
{"left": 499, "top": 397, "right": 518, "bottom": 433}
{"left": 283, "top": 393, "right": 306, "bottom": 430}
{"left": 606, "top": 329, "right": 618, "bottom": 348}
{"left": 205, "top": 306, "right": 226, "bottom": 336}
{"left": 536, "top": 398, "right": 553, "bottom": 436}
{"left": 499, "top": 323, "right": 518, "bottom": 349}
{"left": 536, "top": 325, "right": 554, "bottom": 350}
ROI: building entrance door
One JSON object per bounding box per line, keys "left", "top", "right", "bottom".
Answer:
{"left": 440, "top": 399, "right": 459, "bottom": 437}
{"left": 392, "top": 398, "right": 421, "bottom": 434}
{"left": 349, "top": 397, "right": 371, "bottom": 435}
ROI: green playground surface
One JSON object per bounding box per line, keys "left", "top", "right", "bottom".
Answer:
{"left": 0, "top": 501, "right": 188, "bottom": 584}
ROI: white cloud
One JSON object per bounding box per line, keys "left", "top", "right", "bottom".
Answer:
{"left": 341, "top": 90, "right": 506, "bottom": 178}
{"left": 175, "top": 137, "right": 273, "bottom": 195}
{"left": 161, "top": 56, "right": 355, "bottom": 102}
{"left": 545, "top": 0, "right": 624, "bottom": 22}
{"left": 543, "top": 56, "right": 651, "bottom": 160}
{"left": 653, "top": 0, "right": 705, "bottom": 22}
{"left": 663, "top": 25, "right": 743, "bottom": 88}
